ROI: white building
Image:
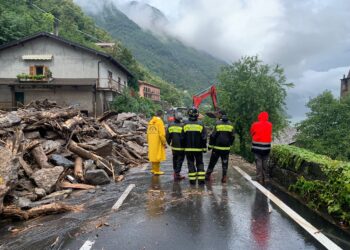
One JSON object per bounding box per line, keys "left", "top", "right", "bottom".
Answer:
{"left": 0, "top": 32, "right": 133, "bottom": 116}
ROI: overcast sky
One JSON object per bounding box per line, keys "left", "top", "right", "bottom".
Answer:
{"left": 76, "top": 0, "right": 350, "bottom": 121}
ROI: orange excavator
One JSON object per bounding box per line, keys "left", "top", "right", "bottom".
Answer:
{"left": 192, "top": 85, "right": 221, "bottom": 118}
{"left": 166, "top": 84, "right": 220, "bottom": 122}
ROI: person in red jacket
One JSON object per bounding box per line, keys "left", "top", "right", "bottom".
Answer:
{"left": 250, "top": 111, "right": 272, "bottom": 184}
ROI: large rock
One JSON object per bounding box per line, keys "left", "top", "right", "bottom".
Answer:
{"left": 42, "top": 140, "right": 64, "bottom": 153}
{"left": 126, "top": 141, "right": 147, "bottom": 156}
{"left": 85, "top": 169, "right": 110, "bottom": 185}
{"left": 79, "top": 139, "right": 112, "bottom": 157}
{"left": 32, "top": 166, "right": 64, "bottom": 193}
{"left": 117, "top": 112, "right": 136, "bottom": 122}
{"left": 49, "top": 154, "right": 74, "bottom": 168}
{"left": 0, "top": 112, "right": 21, "bottom": 128}
{"left": 123, "top": 120, "right": 138, "bottom": 131}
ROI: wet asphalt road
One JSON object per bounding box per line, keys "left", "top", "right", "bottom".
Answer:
{"left": 1, "top": 151, "right": 348, "bottom": 250}
{"left": 61, "top": 152, "right": 328, "bottom": 250}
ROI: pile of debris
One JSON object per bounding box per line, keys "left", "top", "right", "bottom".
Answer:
{"left": 0, "top": 101, "right": 148, "bottom": 220}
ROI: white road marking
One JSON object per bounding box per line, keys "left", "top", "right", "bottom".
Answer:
{"left": 79, "top": 240, "right": 95, "bottom": 250}
{"left": 233, "top": 166, "right": 342, "bottom": 250}
{"left": 112, "top": 184, "right": 136, "bottom": 211}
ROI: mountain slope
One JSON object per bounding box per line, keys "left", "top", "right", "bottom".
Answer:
{"left": 79, "top": 2, "right": 225, "bottom": 92}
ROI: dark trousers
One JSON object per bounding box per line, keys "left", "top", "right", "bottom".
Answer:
{"left": 172, "top": 150, "right": 185, "bottom": 174}
{"left": 254, "top": 153, "right": 269, "bottom": 182}
{"left": 206, "top": 149, "right": 229, "bottom": 177}
{"left": 186, "top": 152, "right": 205, "bottom": 183}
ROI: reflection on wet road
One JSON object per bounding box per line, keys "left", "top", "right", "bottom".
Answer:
{"left": 63, "top": 151, "right": 331, "bottom": 250}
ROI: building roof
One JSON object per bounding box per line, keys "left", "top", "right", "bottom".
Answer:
{"left": 0, "top": 78, "right": 96, "bottom": 86}
{"left": 138, "top": 80, "right": 160, "bottom": 89}
{"left": 0, "top": 32, "right": 133, "bottom": 77}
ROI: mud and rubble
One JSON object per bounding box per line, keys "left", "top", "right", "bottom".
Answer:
{"left": 0, "top": 100, "right": 148, "bottom": 219}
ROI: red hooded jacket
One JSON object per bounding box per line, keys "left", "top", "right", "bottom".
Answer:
{"left": 250, "top": 112, "right": 272, "bottom": 155}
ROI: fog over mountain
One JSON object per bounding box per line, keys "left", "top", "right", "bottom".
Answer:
{"left": 75, "top": 0, "right": 350, "bottom": 121}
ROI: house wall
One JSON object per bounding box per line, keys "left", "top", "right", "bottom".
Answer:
{"left": 0, "top": 86, "right": 12, "bottom": 110}
{"left": 139, "top": 83, "right": 161, "bottom": 101}
{"left": 13, "top": 86, "right": 94, "bottom": 115}
{"left": 341, "top": 78, "right": 349, "bottom": 98}
{"left": 0, "top": 37, "right": 128, "bottom": 87}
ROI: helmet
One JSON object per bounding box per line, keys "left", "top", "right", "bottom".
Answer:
{"left": 174, "top": 112, "right": 183, "bottom": 122}
{"left": 221, "top": 114, "right": 229, "bottom": 122}
{"left": 188, "top": 108, "right": 199, "bottom": 118}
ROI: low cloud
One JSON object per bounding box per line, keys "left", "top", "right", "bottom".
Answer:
{"left": 75, "top": 0, "right": 350, "bottom": 120}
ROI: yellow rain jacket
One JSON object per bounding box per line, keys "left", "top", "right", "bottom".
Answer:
{"left": 147, "top": 116, "right": 166, "bottom": 162}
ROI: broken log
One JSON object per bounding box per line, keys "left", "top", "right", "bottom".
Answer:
{"left": 101, "top": 121, "right": 119, "bottom": 139}
{"left": 31, "top": 143, "right": 52, "bottom": 169}
{"left": 38, "top": 109, "right": 78, "bottom": 120}
{"left": 19, "top": 156, "right": 33, "bottom": 177}
{"left": 74, "top": 157, "right": 84, "bottom": 181}
{"left": 62, "top": 115, "right": 84, "bottom": 130}
{"left": 68, "top": 141, "right": 113, "bottom": 175}
{"left": 60, "top": 182, "right": 94, "bottom": 190}
{"left": 2, "top": 203, "right": 83, "bottom": 220}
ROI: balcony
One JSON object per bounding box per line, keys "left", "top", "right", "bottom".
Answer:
{"left": 97, "top": 78, "right": 124, "bottom": 93}
{"left": 17, "top": 72, "right": 53, "bottom": 83}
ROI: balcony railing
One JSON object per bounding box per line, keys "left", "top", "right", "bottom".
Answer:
{"left": 97, "top": 78, "right": 125, "bottom": 93}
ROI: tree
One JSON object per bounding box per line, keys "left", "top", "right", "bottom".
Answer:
{"left": 218, "top": 56, "right": 292, "bottom": 159}
{"left": 296, "top": 91, "right": 350, "bottom": 160}
{"left": 111, "top": 88, "right": 161, "bottom": 117}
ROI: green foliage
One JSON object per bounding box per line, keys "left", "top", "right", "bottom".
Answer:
{"left": 111, "top": 88, "right": 160, "bottom": 117}
{"left": 271, "top": 145, "right": 350, "bottom": 224}
{"left": 83, "top": 2, "right": 225, "bottom": 93}
{"left": 296, "top": 91, "right": 350, "bottom": 160}
{"left": 218, "top": 56, "right": 292, "bottom": 159}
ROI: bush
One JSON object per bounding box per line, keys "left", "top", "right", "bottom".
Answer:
{"left": 271, "top": 145, "right": 350, "bottom": 224}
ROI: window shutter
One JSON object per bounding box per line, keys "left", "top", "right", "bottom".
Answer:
{"left": 29, "top": 66, "right": 35, "bottom": 76}
{"left": 44, "top": 66, "right": 48, "bottom": 74}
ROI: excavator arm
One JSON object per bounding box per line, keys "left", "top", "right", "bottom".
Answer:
{"left": 192, "top": 85, "right": 220, "bottom": 118}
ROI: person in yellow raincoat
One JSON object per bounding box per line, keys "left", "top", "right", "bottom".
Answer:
{"left": 147, "top": 110, "right": 166, "bottom": 175}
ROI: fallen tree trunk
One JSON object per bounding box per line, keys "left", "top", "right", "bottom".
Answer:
{"left": 62, "top": 115, "right": 84, "bottom": 130}
{"left": 19, "top": 156, "right": 33, "bottom": 177}
{"left": 38, "top": 109, "right": 78, "bottom": 120}
{"left": 74, "top": 157, "right": 84, "bottom": 181}
{"left": 31, "top": 143, "right": 52, "bottom": 168}
{"left": 60, "top": 182, "right": 94, "bottom": 190}
{"left": 68, "top": 141, "right": 113, "bottom": 175}
{"left": 2, "top": 203, "right": 83, "bottom": 220}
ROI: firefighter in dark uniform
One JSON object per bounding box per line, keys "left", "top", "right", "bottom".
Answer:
{"left": 183, "top": 108, "right": 207, "bottom": 185}
{"left": 205, "top": 114, "right": 234, "bottom": 183}
{"left": 166, "top": 112, "right": 186, "bottom": 181}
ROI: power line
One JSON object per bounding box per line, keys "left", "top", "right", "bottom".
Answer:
{"left": 30, "top": 2, "right": 105, "bottom": 43}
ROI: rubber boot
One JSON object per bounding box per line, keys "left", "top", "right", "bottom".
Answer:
{"left": 174, "top": 173, "right": 185, "bottom": 181}
{"left": 205, "top": 173, "right": 212, "bottom": 182}
{"left": 151, "top": 163, "right": 156, "bottom": 174}
{"left": 221, "top": 175, "right": 227, "bottom": 184}
{"left": 154, "top": 163, "right": 164, "bottom": 175}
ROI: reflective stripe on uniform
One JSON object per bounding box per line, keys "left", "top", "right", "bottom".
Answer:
{"left": 172, "top": 147, "right": 185, "bottom": 151}
{"left": 212, "top": 146, "right": 231, "bottom": 150}
{"left": 252, "top": 145, "right": 271, "bottom": 150}
{"left": 216, "top": 124, "right": 234, "bottom": 132}
{"left": 197, "top": 171, "right": 206, "bottom": 180}
{"left": 188, "top": 172, "right": 197, "bottom": 180}
{"left": 183, "top": 124, "right": 203, "bottom": 133}
{"left": 185, "top": 148, "right": 204, "bottom": 152}
{"left": 169, "top": 126, "right": 183, "bottom": 133}
{"left": 208, "top": 145, "right": 214, "bottom": 148}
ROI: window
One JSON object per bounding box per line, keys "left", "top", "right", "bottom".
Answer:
{"left": 108, "top": 71, "right": 113, "bottom": 80}
{"left": 29, "top": 65, "right": 48, "bottom": 76}
{"left": 36, "top": 66, "right": 44, "bottom": 75}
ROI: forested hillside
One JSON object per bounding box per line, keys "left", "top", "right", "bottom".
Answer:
{"left": 78, "top": 1, "right": 225, "bottom": 92}
{"left": 0, "top": 0, "right": 184, "bottom": 106}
